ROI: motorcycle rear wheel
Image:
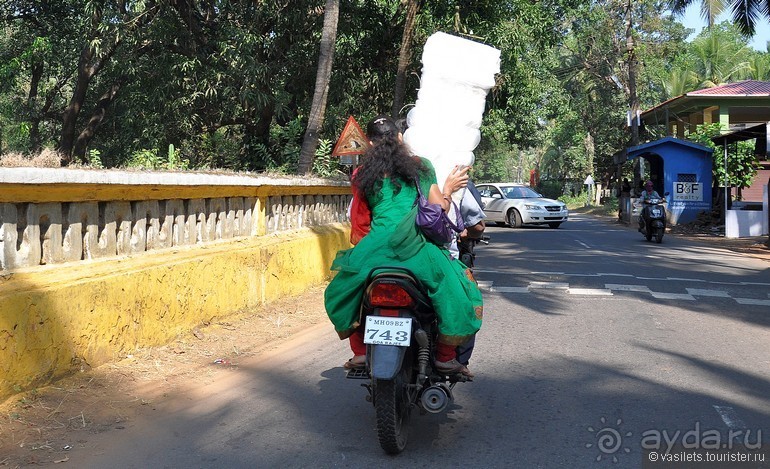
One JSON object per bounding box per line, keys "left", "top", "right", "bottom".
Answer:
{"left": 374, "top": 370, "right": 410, "bottom": 454}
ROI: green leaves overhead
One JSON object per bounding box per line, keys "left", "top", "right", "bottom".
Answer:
{"left": 0, "top": 0, "right": 768, "bottom": 184}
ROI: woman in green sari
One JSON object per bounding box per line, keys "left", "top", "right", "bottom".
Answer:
{"left": 324, "top": 116, "right": 483, "bottom": 377}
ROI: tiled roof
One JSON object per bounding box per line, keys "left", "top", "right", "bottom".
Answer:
{"left": 688, "top": 80, "right": 770, "bottom": 96}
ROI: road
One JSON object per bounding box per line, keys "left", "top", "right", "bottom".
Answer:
{"left": 67, "top": 214, "right": 770, "bottom": 468}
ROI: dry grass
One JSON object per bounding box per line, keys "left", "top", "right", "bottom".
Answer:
{"left": 0, "top": 149, "right": 62, "bottom": 168}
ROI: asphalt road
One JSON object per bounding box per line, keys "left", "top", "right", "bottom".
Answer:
{"left": 66, "top": 214, "right": 770, "bottom": 468}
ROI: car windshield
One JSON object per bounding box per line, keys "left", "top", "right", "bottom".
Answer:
{"left": 501, "top": 186, "right": 541, "bottom": 199}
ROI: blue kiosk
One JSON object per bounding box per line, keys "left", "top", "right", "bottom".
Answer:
{"left": 623, "top": 137, "right": 713, "bottom": 225}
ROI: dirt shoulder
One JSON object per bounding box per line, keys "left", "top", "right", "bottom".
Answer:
{"left": 0, "top": 285, "right": 331, "bottom": 467}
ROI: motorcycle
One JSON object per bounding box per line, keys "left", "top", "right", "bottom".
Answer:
{"left": 637, "top": 193, "right": 669, "bottom": 243}
{"left": 458, "top": 234, "right": 490, "bottom": 269}
{"left": 345, "top": 265, "right": 473, "bottom": 454}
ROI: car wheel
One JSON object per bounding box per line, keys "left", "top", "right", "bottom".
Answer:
{"left": 548, "top": 222, "right": 562, "bottom": 229}
{"left": 507, "top": 209, "right": 522, "bottom": 228}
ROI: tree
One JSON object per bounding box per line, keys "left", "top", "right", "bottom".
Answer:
{"left": 298, "top": 0, "right": 340, "bottom": 174}
{"left": 688, "top": 24, "right": 751, "bottom": 87}
{"left": 391, "top": 0, "right": 420, "bottom": 119}
{"left": 669, "top": 0, "right": 728, "bottom": 28}
{"left": 59, "top": 1, "right": 162, "bottom": 164}
{"left": 687, "top": 123, "right": 761, "bottom": 207}
{"left": 669, "top": 0, "right": 770, "bottom": 36}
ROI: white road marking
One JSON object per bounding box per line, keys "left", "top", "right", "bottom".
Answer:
{"left": 529, "top": 282, "right": 569, "bottom": 290}
{"left": 734, "top": 298, "right": 770, "bottom": 306}
{"left": 568, "top": 288, "right": 613, "bottom": 296}
{"left": 667, "top": 277, "right": 706, "bottom": 282}
{"left": 490, "top": 286, "right": 529, "bottom": 293}
{"left": 475, "top": 276, "right": 768, "bottom": 305}
{"left": 576, "top": 240, "right": 591, "bottom": 249}
{"left": 605, "top": 284, "right": 652, "bottom": 293}
{"left": 687, "top": 288, "right": 730, "bottom": 297}
{"left": 713, "top": 405, "right": 747, "bottom": 432}
{"left": 651, "top": 292, "right": 696, "bottom": 301}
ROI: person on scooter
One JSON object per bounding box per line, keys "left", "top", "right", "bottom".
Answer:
{"left": 324, "top": 115, "right": 483, "bottom": 377}
{"left": 638, "top": 180, "right": 664, "bottom": 230}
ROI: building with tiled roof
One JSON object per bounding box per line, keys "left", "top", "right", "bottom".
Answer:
{"left": 641, "top": 80, "right": 770, "bottom": 137}
{"left": 640, "top": 80, "right": 770, "bottom": 204}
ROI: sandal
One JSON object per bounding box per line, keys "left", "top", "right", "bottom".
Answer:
{"left": 343, "top": 355, "right": 366, "bottom": 369}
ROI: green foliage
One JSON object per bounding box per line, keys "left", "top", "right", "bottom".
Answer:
{"left": 557, "top": 190, "right": 590, "bottom": 209}
{"left": 311, "top": 138, "right": 343, "bottom": 178}
{"left": 0, "top": 0, "right": 766, "bottom": 185}
{"left": 128, "top": 149, "right": 163, "bottom": 170}
{"left": 88, "top": 149, "right": 104, "bottom": 169}
{"left": 537, "top": 179, "right": 565, "bottom": 199}
{"left": 686, "top": 123, "right": 761, "bottom": 190}
{"left": 127, "top": 146, "right": 189, "bottom": 170}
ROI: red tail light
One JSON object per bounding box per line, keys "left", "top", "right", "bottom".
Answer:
{"left": 368, "top": 283, "right": 413, "bottom": 308}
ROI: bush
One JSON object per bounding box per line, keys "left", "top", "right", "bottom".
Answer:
{"left": 558, "top": 191, "right": 589, "bottom": 209}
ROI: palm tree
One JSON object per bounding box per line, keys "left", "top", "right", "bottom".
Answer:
{"left": 746, "top": 54, "right": 770, "bottom": 79}
{"left": 298, "top": 0, "right": 340, "bottom": 174}
{"left": 669, "top": 0, "right": 727, "bottom": 28}
{"left": 689, "top": 27, "right": 751, "bottom": 87}
{"left": 669, "top": 0, "right": 770, "bottom": 36}
{"left": 660, "top": 69, "right": 699, "bottom": 98}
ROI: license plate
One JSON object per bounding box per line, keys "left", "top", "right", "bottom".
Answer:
{"left": 363, "top": 316, "right": 412, "bottom": 346}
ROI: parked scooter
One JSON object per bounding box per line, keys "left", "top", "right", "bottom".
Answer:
{"left": 346, "top": 266, "right": 472, "bottom": 454}
{"left": 637, "top": 192, "right": 669, "bottom": 243}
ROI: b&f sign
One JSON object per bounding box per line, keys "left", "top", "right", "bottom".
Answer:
{"left": 674, "top": 182, "right": 702, "bottom": 201}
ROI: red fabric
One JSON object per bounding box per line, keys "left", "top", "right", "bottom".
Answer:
{"left": 349, "top": 168, "right": 371, "bottom": 245}
{"left": 435, "top": 341, "right": 457, "bottom": 362}
{"left": 349, "top": 330, "right": 366, "bottom": 356}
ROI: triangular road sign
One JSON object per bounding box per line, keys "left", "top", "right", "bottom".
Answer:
{"left": 332, "top": 116, "right": 369, "bottom": 156}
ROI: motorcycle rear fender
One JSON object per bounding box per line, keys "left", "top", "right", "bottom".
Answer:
{"left": 370, "top": 344, "right": 407, "bottom": 380}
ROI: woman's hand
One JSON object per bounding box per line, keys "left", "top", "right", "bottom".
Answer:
{"left": 428, "top": 165, "right": 470, "bottom": 211}
{"left": 442, "top": 165, "right": 470, "bottom": 196}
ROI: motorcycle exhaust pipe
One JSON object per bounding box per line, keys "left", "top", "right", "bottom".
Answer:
{"left": 420, "top": 384, "right": 452, "bottom": 413}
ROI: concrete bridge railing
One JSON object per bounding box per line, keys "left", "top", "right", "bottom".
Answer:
{"left": 0, "top": 168, "right": 352, "bottom": 401}
{"left": 1, "top": 168, "right": 351, "bottom": 270}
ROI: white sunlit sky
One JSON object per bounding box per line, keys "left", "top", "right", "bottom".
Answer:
{"left": 678, "top": 3, "right": 770, "bottom": 51}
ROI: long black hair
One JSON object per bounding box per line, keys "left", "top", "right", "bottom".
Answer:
{"left": 352, "top": 115, "right": 425, "bottom": 198}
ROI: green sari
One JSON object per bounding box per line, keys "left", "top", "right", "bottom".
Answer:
{"left": 324, "top": 159, "right": 483, "bottom": 345}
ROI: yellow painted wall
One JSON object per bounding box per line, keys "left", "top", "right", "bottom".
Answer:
{"left": 0, "top": 224, "right": 350, "bottom": 400}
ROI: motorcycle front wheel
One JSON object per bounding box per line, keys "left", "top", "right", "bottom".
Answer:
{"left": 655, "top": 228, "right": 664, "bottom": 244}
{"left": 374, "top": 369, "right": 411, "bottom": 454}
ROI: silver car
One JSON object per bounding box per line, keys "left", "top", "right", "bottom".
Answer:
{"left": 476, "top": 183, "right": 569, "bottom": 228}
